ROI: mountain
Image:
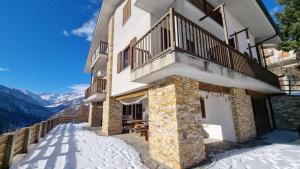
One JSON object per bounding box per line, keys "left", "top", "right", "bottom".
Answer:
{"left": 0, "top": 85, "right": 85, "bottom": 134}
{"left": 39, "top": 92, "right": 84, "bottom": 113}
{"left": 0, "top": 85, "right": 50, "bottom": 106}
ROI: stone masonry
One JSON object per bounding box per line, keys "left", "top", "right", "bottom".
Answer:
{"left": 102, "top": 15, "right": 123, "bottom": 136}
{"left": 148, "top": 76, "right": 206, "bottom": 169}
{"left": 229, "top": 88, "right": 256, "bottom": 143}
{"left": 271, "top": 95, "right": 300, "bottom": 131}
{"left": 88, "top": 102, "right": 103, "bottom": 127}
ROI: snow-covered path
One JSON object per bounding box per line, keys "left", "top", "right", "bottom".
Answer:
{"left": 11, "top": 123, "right": 148, "bottom": 169}
{"left": 206, "top": 132, "right": 300, "bottom": 169}
{"left": 206, "top": 143, "right": 300, "bottom": 169}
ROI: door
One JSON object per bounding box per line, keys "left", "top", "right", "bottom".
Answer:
{"left": 251, "top": 98, "right": 271, "bottom": 136}
{"left": 133, "top": 104, "right": 143, "bottom": 120}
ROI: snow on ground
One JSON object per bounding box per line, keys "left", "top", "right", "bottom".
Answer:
{"left": 11, "top": 123, "right": 148, "bottom": 169}
{"left": 206, "top": 131, "right": 300, "bottom": 169}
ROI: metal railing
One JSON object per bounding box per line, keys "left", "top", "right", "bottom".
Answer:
{"left": 280, "top": 79, "right": 300, "bottom": 95}
{"left": 132, "top": 8, "right": 280, "bottom": 88}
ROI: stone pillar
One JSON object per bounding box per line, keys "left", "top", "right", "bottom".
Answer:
{"left": 102, "top": 98, "right": 122, "bottom": 135}
{"left": 88, "top": 102, "right": 103, "bottom": 127}
{"left": 101, "top": 15, "right": 123, "bottom": 135}
{"left": 148, "top": 76, "right": 206, "bottom": 169}
{"left": 229, "top": 88, "right": 256, "bottom": 143}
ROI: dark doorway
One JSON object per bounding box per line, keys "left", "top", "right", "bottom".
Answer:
{"left": 251, "top": 97, "right": 271, "bottom": 136}
{"left": 123, "top": 104, "right": 143, "bottom": 120}
{"left": 133, "top": 104, "right": 143, "bottom": 120}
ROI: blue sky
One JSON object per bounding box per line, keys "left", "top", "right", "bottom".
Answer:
{"left": 0, "top": 0, "right": 279, "bottom": 94}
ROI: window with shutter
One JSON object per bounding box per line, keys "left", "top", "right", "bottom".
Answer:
{"left": 123, "top": 47, "right": 129, "bottom": 68}
{"left": 123, "top": 0, "right": 131, "bottom": 25}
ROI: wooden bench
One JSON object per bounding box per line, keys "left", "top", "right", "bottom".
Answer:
{"left": 131, "top": 123, "right": 149, "bottom": 142}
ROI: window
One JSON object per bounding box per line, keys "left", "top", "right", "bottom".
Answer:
{"left": 117, "top": 47, "right": 130, "bottom": 73}
{"left": 123, "top": 0, "right": 131, "bottom": 25}
{"left": 123, "top": 47, "right": 129, "bottom": 68}
{"left": 123, "top": 105, "right": 132, "bottom": 116}
{"left": 200, "top": 97, "right": 206, "bottom": 118}
{"left": 122, "top": 104, "right": 143, "bottom": 120}
{"left": 229, "top": 37, "right": 236, "bottom": 49}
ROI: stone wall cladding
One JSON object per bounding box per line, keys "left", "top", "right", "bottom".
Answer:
{"left": 229, "top": 88, "right": 256, "bottom": 143}
{"left": 271, "top": 95, "right": 300, "bottom": 131}
{"left": 102, "top": 15, "right": 123, "bottom": 136}
{"left": 149, "top": 76, "right": 205, "bottom": 169}
{"left": 89, "top": 102, "right": 103, "bottom": 127}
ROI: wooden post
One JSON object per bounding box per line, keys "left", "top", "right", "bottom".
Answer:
{"left": 40, "top": 122, "right": 45, "bottom": 137}
{"left": 44, "top": 121, "right": 48, "bottom": 135}
{"left": 36, "top": 124, "right": 41, "bottom": 143}
{"left": 45, "top": 121, "right": 48, "bottom": 133}
{"left": 220, "top": 4, "right": 233, "bottom": 69}
{"left": 23, "top": 127, "right": 31, "bottom": 153}
{"left": 220, "top": 4, "right": 229, "bottom": 44}
{"left": 169, "top": 8, "right": 175, "bottom": 50}
{"left": 49, "top": 120, "right": 53, "bottom": 130}
{"left": 3, "top": 134, "right": 16, "bottom": 169}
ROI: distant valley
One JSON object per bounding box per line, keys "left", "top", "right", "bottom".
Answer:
{"left": 0, "top": 85, "right": 85, "bottom": 134}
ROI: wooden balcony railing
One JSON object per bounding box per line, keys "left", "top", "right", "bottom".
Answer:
{"left": 187, "top": 0, "right": 223, "bottom": 25}
{"left": 99, "top": 41, "right": 108, "bottom": 55}
{"left": 132, "top": 8, "right": 280, "bottom": 88}
{"left": 85, "top": 79, "right": 107, "bottom": 98}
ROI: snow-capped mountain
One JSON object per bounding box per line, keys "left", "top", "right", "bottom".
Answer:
{"left": 0, "top": 85, "right": 50, "bottom": 107}
{"left": 39, "top": 92, "right": 84, "bottom": 113}
{"left": 0, "top": 85, "right": 85, "bottom": 134}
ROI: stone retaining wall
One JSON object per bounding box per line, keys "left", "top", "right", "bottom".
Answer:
{"left": 271, "top": 95, "right": 300, "bottom": 131}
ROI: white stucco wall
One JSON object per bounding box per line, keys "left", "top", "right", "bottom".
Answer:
{"left": 199, "top": 91, "right": 237, "bottom": 142}
{"left": 111, "top": 0, "right": 264, "bottom": 96}
{"left": 112, "top": 0, "right": 151, "bottom": 96}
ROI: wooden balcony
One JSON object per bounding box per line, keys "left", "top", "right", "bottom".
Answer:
{"left": 131, "top": 8, "right": 280, "bottom": 89}
{"left": 85, "top": 79, "right": 107, "bottom": 99}
{"left": 99, "top": 41, "right": 108, "bottom": 55}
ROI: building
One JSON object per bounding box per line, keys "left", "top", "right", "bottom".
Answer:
{"left": 263, "top": 44, "right": 300, "bottom": 94}
{"left": 84, "top": 0, "right": 281, "bottom": 168}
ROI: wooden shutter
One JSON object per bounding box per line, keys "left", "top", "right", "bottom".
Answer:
{"left": 123, "top": 0, "right": 131, "bottom": 25}
{"left": 117, "top": 52, "right": 122, "bottom": 73}
{"left": 120, "top": 52, "right": 124, "bottom": 70}
{"left": 129, "top": 37, "right": 137, "bottom": 68}
{"left": 200, "top": 97, "right": 206, "bottom": 118}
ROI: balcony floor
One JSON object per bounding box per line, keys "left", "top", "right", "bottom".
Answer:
{"left": 131, "top": 51, "right": 280, "bottom": 94}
